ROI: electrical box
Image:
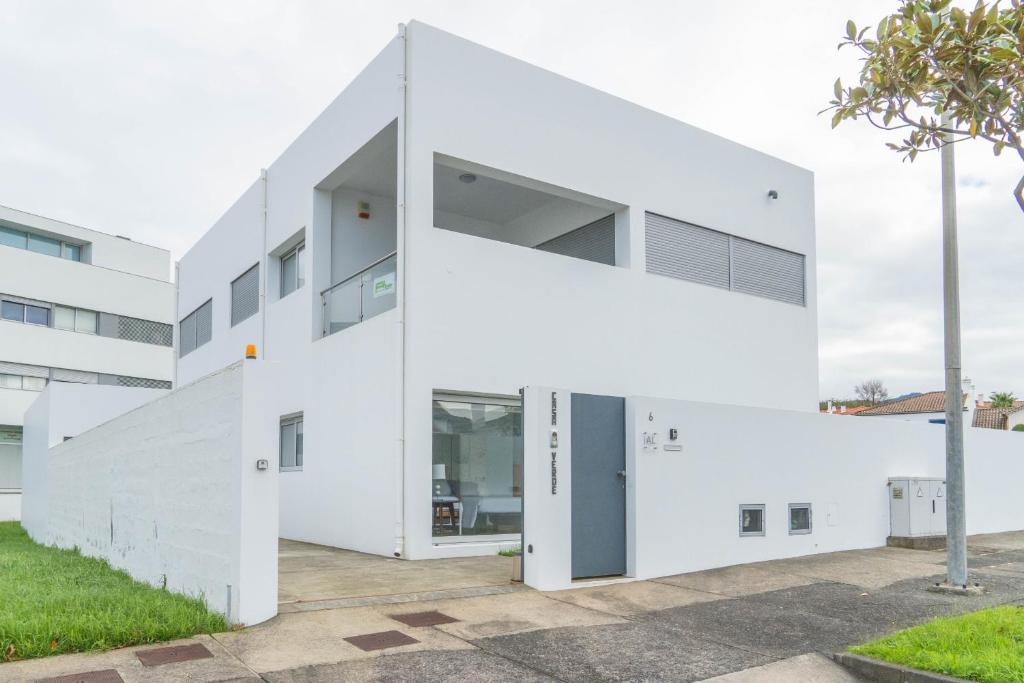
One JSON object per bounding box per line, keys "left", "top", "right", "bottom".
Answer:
{"left": 888, "top": 477, "right": 946, "bottom": 538}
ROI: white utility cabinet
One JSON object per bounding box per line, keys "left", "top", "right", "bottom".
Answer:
{"left": 888, "top": 477, "right": 947, "bottom": 538}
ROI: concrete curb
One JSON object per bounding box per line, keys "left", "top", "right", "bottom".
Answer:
{"left": 832, "top": 653, "right": 968, "bottom": 682}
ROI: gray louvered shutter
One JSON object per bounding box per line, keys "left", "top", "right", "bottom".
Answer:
{"left": 51, "top": 368, "right": 98, "bottom": 384}
{"left": 645, "top": 213, "right": 730, "bottom": 289}
{"left": 536, "top": 214, "right": 616, "bottom": 265}
{"left": 0, "top": 361, "right": 49, "bottom": 378}
{"left": 196, "top": 300, "right": 213, "bottom": 346}
{"left": 231, "top": 264, "right": 259, "bottom": 326}
{"left": 179, "top": 311, "right": 197, "bottom": 357}
{"left": 731, "top": 238, "right": 805, "bottom": 306}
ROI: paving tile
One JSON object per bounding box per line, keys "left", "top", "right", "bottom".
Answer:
{"left": 474, "top": 620, "right": 774, "bottom": 683}
{"left": 548, "top": 579, "right": 728, "bottom": 616}
{"left": 655, "top": 563, "right": 820, "bottom": 597}
{"left": 35, "top": 670, "right": 124, "bottom": 683}
{"left": 765, "top": 553, "right": 945, "bottom": 590}
{"left": 426, "top": 589, "right": 625, "bottom": 640}
{"left": 388, "top": 610, "right": 459, "bottom": 627}
{"left": 343, "top": 630, "right": 419, "bottom": 652}
{"left": 262, "top": 649, "right": 558, "bottom": 682}
{"left": 135, "top": 642, "right": 213, "bottom": 667}
{"left": 211, "top": 605, "right": 471, "bottom": 673}
{"left": 700, "top": 653, "right": 863, "bottom": 682}
{"left": 643, "top": 595, "right": 871, "bottom": 658}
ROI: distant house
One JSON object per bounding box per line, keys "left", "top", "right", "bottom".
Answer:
{"left": 821, "top": 404, "right": 869, "bottom": 415}
{"left": 856, "top": 379, "right": 976, "bottom": 425}
{"left": 973, "top": 401, "right": 1024, "bottom": 431}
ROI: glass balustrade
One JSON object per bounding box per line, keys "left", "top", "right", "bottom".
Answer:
{"left": 321, "top": 252, "right": 397, "bottom": 336}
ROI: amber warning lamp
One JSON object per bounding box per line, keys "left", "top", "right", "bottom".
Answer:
{"left": 245, "top": 344, "right": 257, "bottom": 359}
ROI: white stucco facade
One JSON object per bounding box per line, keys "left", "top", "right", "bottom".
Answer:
{"left": 174, "top": 22, "right": 818, "bottom": 562}
{"left": 0, "top": 205, "right": 174, "bottom": 520}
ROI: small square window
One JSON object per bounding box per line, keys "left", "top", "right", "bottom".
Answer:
{"left": 23, "top": 376, "right": 47, "bottom": 391}
{"left": 789, "top": 503, "right": 812, "bottom": 535}
{"left": 54, "top": 306, "right": 76, "bottom": 330}
{"left": 739, "top": 504, "right": 765, "bottom": 537}
{"left": 0, "top": 374, "right": 22, "bottom": 390}
{"left": 63, "top": 243, "right": 81, "bottom": 261}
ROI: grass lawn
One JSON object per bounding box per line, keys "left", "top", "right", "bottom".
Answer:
{"left": 0, "top": 522, "right": 227, "bottom": 662}
{"left": 850, "top": 605, "right": 1024, "bottom": 683}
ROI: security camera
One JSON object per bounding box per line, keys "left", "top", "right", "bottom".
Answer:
{"left": 767, "top": 189, "right": 779, "bottom": 199}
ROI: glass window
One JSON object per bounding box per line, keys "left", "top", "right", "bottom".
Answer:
{"left": 0, "top": 374, "right": 22, "bottom": 390}
{"left": 75, "top": 309, "right": 97, "bottom": 334}
{"left": 25, "top": 305, "right": 48, "bottom": 326}
{"left": 27, "top": 233, "right": 61, "bottom": 257}
{"left": 63, "top": 243, "right": 81, "bottom": 261}
{"left": 740, "top": 504, "right": 765, "bottom": 536}
{"left": 280, "top": 415, "right": 303, "bottom": 471}
{"left": 0, "top": 226, "right": 27, "bottom": 249}
{"left": 431, "top": 396, "right": 522, "bottom": 538}
{"left": 54, "top": 306, "right": 76, "bottom": 330}
{"left": 1, "top": 301, "right": 24, "bottom": 322}
{"left": 22, "top": 376, "right": 46, "bottom": 391}
{"left": 789, "top": 504, "right": 812, "bottom": 535}
{"left": 281, "top": 243, "right": 304, "bottom": 297}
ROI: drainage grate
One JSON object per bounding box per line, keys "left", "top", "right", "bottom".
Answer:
{"left": 344, "top": 630, "right": 419, "bottom": 651}
{"left": 135, "top": 642, "right": 213, "bottom": 667}
{"left": 36, "top": 670, "right": 124, "bottom": 683}
{"left": 389, "top": 610, "right": 460, "bottom": 627}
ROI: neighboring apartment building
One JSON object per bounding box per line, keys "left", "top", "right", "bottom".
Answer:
{"left": 0, "top": 205, "right": 174, "bottom": 520}
{"left": 174, "top": 21, "right": 818, "bottom": 561}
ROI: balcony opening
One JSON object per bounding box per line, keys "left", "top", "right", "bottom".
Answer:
{"left": 318, "top": 122, "right": 397, "bottom": 337}
{"left": 434, "top": 155, "right": 623, "bottom": 266}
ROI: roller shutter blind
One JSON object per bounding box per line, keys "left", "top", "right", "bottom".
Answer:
{"left": 644, "top": 212, "right": 805, "bottom": 306}
{"left": 536, "top": 214, "right": 616, "bottom": 266}
{"left": 731, "top": 237, "right": 805, "bottom": 306}
{"left": 0, "top": 443, "right": 22, "bottom": 490}
{"left": 179, "top": 311, "right": 197, "bottom": 357}
{"left": 0, "top": 361, "right": 48, "bottom": 378}
{"left": 196, "top": 300, "right": 213, "bottom": 346}
{"left": 51, "top": 368, "right": 98, "bottom": 384}
{"left": 645, "top": 213, "right": 730, "bottom": 289}
{"left": 230, "top": 264, "right": 259, "bottom": 326}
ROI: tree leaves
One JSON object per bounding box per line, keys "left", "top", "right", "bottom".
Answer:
{"left": 826, "top": 0, "right": 1024, "bottom": 210}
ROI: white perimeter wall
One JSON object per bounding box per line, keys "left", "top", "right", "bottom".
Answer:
{"left": 523, "top": 389, "right": 1024, "bottom": 590}
{"left": 21, "top": 363, "right": 278, "bottom": 625}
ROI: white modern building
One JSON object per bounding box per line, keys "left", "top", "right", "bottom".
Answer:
{"left": 20, "top": 22, "right": 1024, "bottom": 626}
{"left": 173, "top": 21, "right": 817, "bottom": 563}
{"left": 0, "top": 205, "right": 174, "bottom": 519}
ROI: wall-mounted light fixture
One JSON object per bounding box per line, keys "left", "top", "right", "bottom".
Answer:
{"left": 767, "top": 189, "right": 779, "bottom": 199}
{"left": 459, "top": 173, "right": 477, "bottom": 184}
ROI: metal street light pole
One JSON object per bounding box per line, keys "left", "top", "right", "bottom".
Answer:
{"left": 940, "top": 113, "right": 968, "bottom": 588}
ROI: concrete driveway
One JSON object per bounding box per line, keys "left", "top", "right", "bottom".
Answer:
{"left": 6, "top": 531, "right": 1024, "bottom": 682}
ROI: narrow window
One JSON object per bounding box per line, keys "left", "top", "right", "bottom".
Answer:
{"left": 54, "top": 306, "right": 76, "bottom": 330}
{"left": 1, "top": 301, "right": 24, "bottom": 322}
{"left": 280, "top": 414, "right": 303, "bottom": 471}
{"left": 0, "top": 374, "right": 22, "bottom": 390}
{"left": 25, "top": 305, "right": 49, "bottom": 326}
{"left": 280, "top": 243, "right": 305, "bottom": 297}
{"left": 62, "top": 243, "right": 81, "bottom": 261}
{"left": 75, "top": 309, "right": 97, "bottom": 334}
{"left": 22, "top": 376, "right": 47, "bottom": 391}
{"left": 27, "top": 233, "right": 61, "bottom": 257}
{"left": 789, "top": 503, "right": 812, "bottom": 535}
{"left": 739, "top": 504, "right": 765, "bottom": 537}
{"left": 230, "top": 264, "right": 259, "bottom": 326}
{"left": 178, "top": 299, "right": 211, "bottom": 357}
{"left": 0, "top": 226, "right": 28, "bottom": 249}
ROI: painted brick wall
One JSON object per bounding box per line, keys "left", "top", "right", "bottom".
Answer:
{"left": 42, "top": 363, "right": 255, "bottom": 622}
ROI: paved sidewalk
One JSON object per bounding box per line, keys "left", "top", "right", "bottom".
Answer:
{"left": 5, "top": 531, "right": 1024, "bottom": 682}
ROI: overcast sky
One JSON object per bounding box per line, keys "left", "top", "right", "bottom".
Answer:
{"left": 1, "top": 1, "right": 1021, "bottom": 400}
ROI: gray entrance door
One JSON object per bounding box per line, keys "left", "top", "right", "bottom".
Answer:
{"left": 571, "top": 393, "right": 626, "bottom": 578}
